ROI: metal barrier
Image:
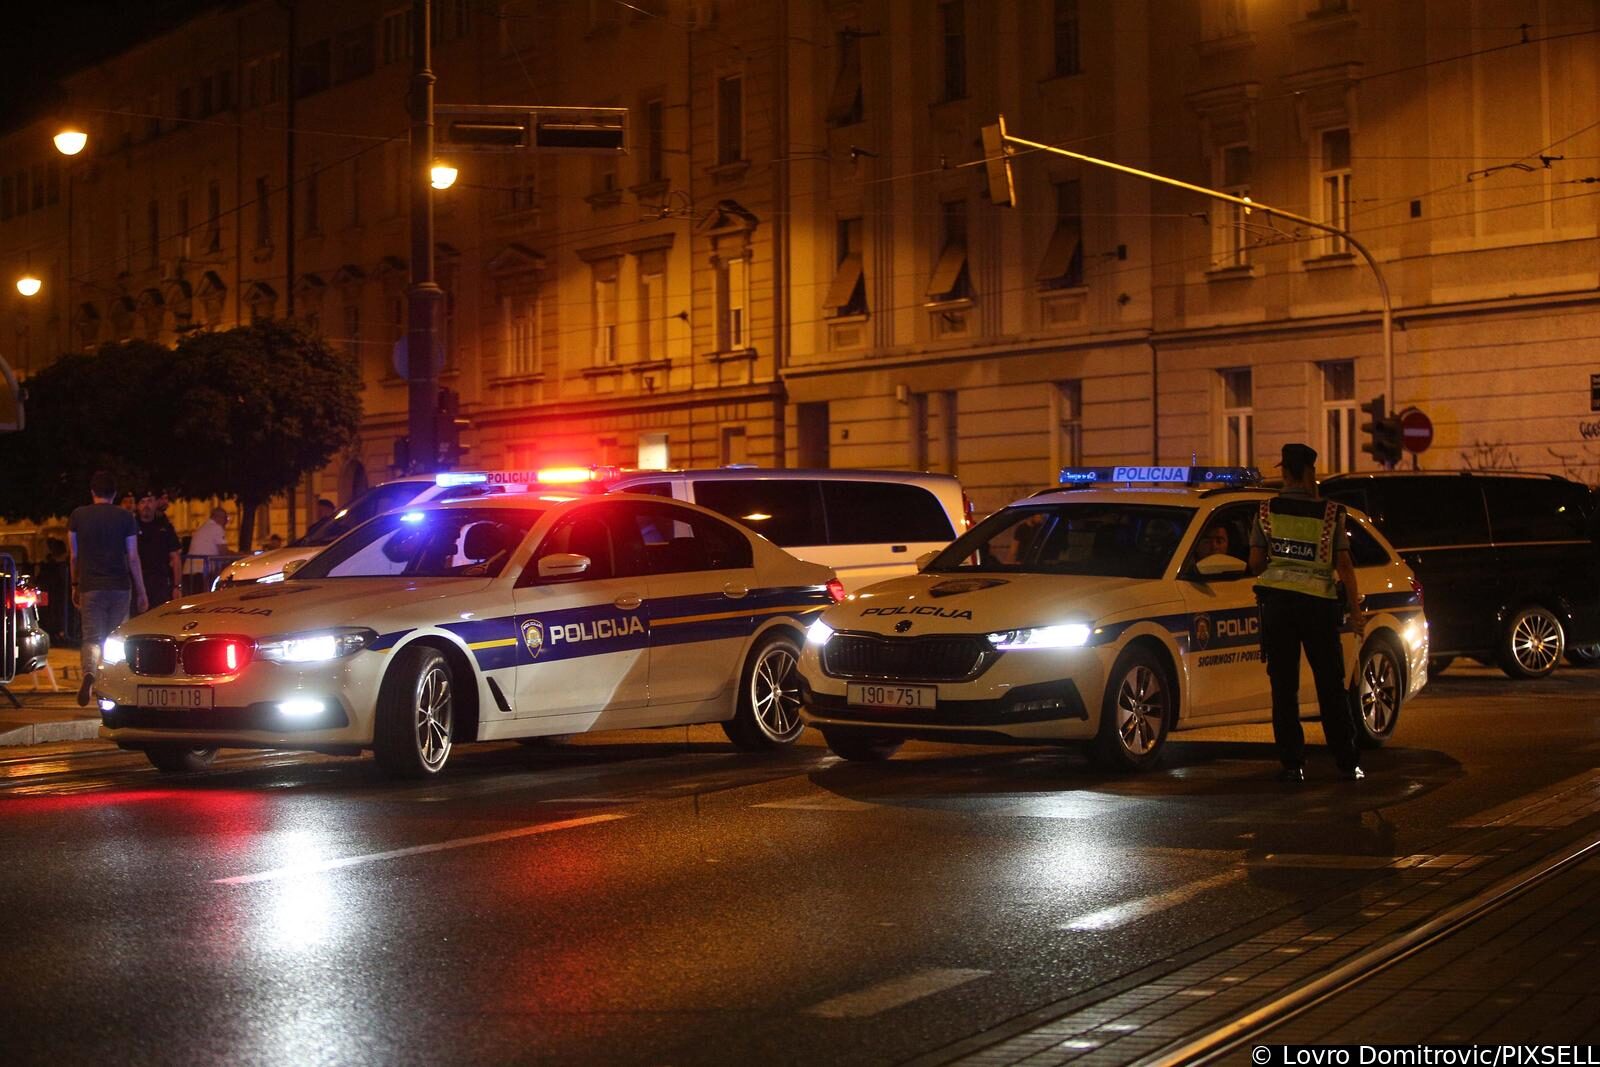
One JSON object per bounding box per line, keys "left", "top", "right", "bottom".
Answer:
{"left": 183, "top": 555, "right": 244, "bottom": 595}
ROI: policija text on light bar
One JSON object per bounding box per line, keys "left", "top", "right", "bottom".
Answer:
{"left": 1058, "top": 466, "right": 1263, "bottom": 486}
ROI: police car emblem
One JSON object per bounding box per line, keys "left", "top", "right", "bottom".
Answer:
{"left": 894, "top": 619, "right": 913, "bottom": 633}
{"left": 1192, "top": 613, "right": 1212, "bottom": 651}
{"left": 182, "top": 621, "right": 199, "bottom": 632}
{"left": 521, "top": 618, "right": 546, "bottom": 659}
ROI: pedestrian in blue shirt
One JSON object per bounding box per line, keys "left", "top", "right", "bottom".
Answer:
{"left": 68, "top": 470, "right": 148, "bottom": 706}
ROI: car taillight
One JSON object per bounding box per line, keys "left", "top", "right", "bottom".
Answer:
{"left": 11, "top": 588, "right": 35, "bottom": 610}
{"left": 961, "top": 491, "right": 975, "bottom": 531}
{"left": 826, "top": 579, "right": 847, "bottom": 604}
{"left": 182, "top": 636, "right": 255, "bottom": 675}
{"left": 1409, "top": 576, "right": 1423, "bottom": 605}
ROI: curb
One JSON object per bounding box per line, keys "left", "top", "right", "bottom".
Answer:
{"left": 0, "top": 719, "right": 104, "bottom": 747}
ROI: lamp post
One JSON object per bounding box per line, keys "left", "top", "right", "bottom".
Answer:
{"left": 54, "top": 124, "right": 84, "bottom": 356}
{"left": 985, "top": 119, "right": 1397, "bottom": 408}
{"left": 405, "top": 0, "right": 443, "bottom": 474}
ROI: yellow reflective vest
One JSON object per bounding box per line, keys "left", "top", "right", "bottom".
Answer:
{"left": 1255, "top": 496, "right": 1342, "bottom": 600}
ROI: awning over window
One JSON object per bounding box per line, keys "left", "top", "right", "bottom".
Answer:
{"left": 1036, "top": 219, "right": 1083, "bottom": 285}
{"left": 826, "top": 37, "right": 863, "bottom": 125}
{"left": 926, "top": 243, "right": 967, "bottom": 301}
{"left": 823, "top": 252, "right": 864, "bottom": 312}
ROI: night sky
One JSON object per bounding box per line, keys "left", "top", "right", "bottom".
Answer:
{"left": 0, "top": 1, "right": 222, "bottom": 132}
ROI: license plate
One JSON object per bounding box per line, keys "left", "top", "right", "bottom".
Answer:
{"left": 846, "top": 683, "right": 936, "bottom": 710}
{"left": 137, "top": 686, "right": 214, "bottom": 710}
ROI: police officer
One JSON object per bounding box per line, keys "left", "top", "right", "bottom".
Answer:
{"left": 1248, "top": 443, "right": 1365, "bottom": 783}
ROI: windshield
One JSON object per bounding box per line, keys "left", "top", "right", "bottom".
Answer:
{"left": 927, "top": 503, "right": 1195, "bottom": 579}
{"left": 292, "top": 482, "right": 426, "bottom": 548}
{"left": 294, "top": 507, "right": 543, "bottom": 579}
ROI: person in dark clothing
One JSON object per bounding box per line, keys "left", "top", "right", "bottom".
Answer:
{"left": 68, "top": 471, "right": 148, "bottom": 706}
{"left": 135, "top": 492, "right": 182, "bottom": 611}
{"left": 1248, "top": 443, "right": 1366, "bottom": 783}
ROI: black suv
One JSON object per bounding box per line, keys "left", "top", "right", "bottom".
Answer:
{"left": 1320, "top": 472, "right": 1599, "bottom": 679}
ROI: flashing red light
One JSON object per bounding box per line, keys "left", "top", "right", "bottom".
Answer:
{"left": 826, "top": 579, "right": 847, "bottom": 604}
{"left": 537, "top": 466, "right": 600, "bottom": 484}
{"left": 1409, "top": 575, "right": 1423, "bottom": 605}
{"left": 182, "top": 636, "right": 254, "bottom": 675}
{"left": 11, "top": 588, "right": 36, "bottom": 610}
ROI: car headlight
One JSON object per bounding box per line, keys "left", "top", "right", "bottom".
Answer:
{"left": 102, "top": 636, "right": 126, "bottom": 666}
{"left": 255, "top": 627, "right": 376, "bottom": 663}
{"left": 806, "top": 619, "right": 835, "bottom": 646}
{"left": 987, "top": 623, "right": 1091, "bottom": 650}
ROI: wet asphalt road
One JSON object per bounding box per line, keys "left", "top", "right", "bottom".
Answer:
{"left": 0, "top": 663, "right": 1595, "bottom": 1066}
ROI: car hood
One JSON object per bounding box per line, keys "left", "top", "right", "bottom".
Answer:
{"left": 219, "top": 546, "right": 320, "bottom": 584}
{"left": 825, "top": 571, "right": 1184, "bottom": 635}
{"left": 122, "top": 578, "right": 495, "bottom": 639}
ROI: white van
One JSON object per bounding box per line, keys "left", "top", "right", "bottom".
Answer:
{"left": 608, "top": 468, "right": 970, "bottom": 592}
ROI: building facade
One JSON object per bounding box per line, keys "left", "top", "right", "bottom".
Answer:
{"left": 1, "top": 0, "right": 1596, "bottom": 545}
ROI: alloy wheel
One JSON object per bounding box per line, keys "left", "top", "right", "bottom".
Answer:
{"left": 414, "top": 665, "right": 454, "bottom": 772}
{"left": 1115, "top": 665, "right": 1165, "bottom": 757}
{"left": 1511, "top": 610, "right": 1562, "bottom": 675}
{"left": 1360, "top": 646, "right": 1400, "bottom": 737}
{"left": 751, "top": 644, "right": 804, "bottom": 743}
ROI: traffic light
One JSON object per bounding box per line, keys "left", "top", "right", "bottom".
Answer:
{"left": 980, "top": 116, "right": 1015, "bottom": 207}
{"left": 1360, "top": 394, "right": 1403, "bottom": 468}
{"left": 435, "top": 388, "right": 471, "bottom": 468}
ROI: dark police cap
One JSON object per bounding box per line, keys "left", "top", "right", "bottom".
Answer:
{"left": 1279, "top": 443, "right": 1318, "bottom": 469}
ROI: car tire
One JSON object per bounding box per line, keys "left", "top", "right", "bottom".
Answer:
{"left": 1427, "top": 655, "right": 1454, "bottom": 676}
{"left": 1089, "top": 646, "right": 1171, "bottom": 772}
{"left": 1353, "top": 636, "right": 1404, "bottom": 749}
{"left": 1564, "top": 644, "right": 1600, "bottom": 668}
{"left": 1498, "top": 606, "right": 1564, "bottom": 680}
{"left": 822, "top": 728, "right": 902, "bottom": 762}
{"left": 721, "top": 632, "right": 806, "bottom": 751}
{"left": 145, "top": 745, "right": 219, "bottom": 773}
{"left": 373, "top": 645, "right": 455, "bottom": 778}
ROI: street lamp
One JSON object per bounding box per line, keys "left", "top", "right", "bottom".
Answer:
{"left": 429, "top": 162, "right": 458, "bottom": 190}
{"left": 53, "top": 129, "right": 88, "bottom": 156}
{"left": 15, "top": 275, "right": 41, "bottom": 297}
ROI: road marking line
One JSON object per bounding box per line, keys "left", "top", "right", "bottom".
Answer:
{"left": 213, "top": 812, "right": 630, "bottom": 885}
{"left": 804, "top": 968, "right": 989, "bottom": 1019}
{"left": 1059, "top": 868, "right": 1247, "bottom": 931}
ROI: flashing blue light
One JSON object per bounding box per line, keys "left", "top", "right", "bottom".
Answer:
{"left": 400, "top": 510, "right": 427, "bottom": 523}
{"left": 1058, "top": 465, "right": 1261, "bottom": 487}
{"left": 435, "top": 472, "right": 489, "bottom": 487}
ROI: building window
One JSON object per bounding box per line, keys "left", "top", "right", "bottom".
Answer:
{"left": 207, "top": 180, "right": 222, "bottom": 252}
{"left": 823, "top": 217, "right": 867, "bottom": 317}
{"left": 146, "top": 93, "right": 162, "bottom": 139}
{"left": 593, "top": 264, "right": 619, "bottom": 365}
{"left": 827, "top": 30, "right": 864, "bottom": 127}
{"left": 638, "top": 253, "right": 668, "bottom": 361}
{"left": 245, "top": 61, "right": 262, "bottom": 109}
{"left": 177, "top": 86, "right": 194, "bottom": 121}
{"left": 217, "top": 69, "right": 234, "bottom": 112}
{"left": 46, "top": 162, "right": 60, "bottom": 206}
{"left": 503, "top": 294, "right": 540, "bottom": 377}
{"left": 1203, "top": 0, "right": 1248, "bottom": 39}
{"left": 1038, "top": 180, "right": 1084, "bottom": 289}
{"left": 1319, "top": 128, "right": 1352, "bottom": 255}
{"left": 1051, "top": 380, "right": 1084, "bottom": 476}
{"left": 939, "top": 0, "right": 966, "bottom": 101}
{"left": 267, "top": 54, "right": 285, "bottom": 103}
{"left": 197, "top": 77, "right": 214, "bottom": 118}
{"left": 343, "top": 304, "right": 361, "bottom": 361}
{"left": 304, "top": 169, "right": 320, "bottom": 235}
{"left": 349, "top": 156, "right": 363, "bottom": 228}
{"left": 638, "top": 431, "right": 670, "bottom": 471}
{"left": 337, "top": 25, "right": 376, "bottom": 83}
{"left": 1053, "top": 0, "right": 1081, "bottom": 77}
{"left": 255, "top": 176, "right": 272, "bottom": 248}
{"left": 506, "top": 169, "right": 537, "bottom": 214}
{"left": 1214, "top": 144, "right": 1252, "bottom": 267}
{"left": 642, "top": 97, "right": 666, "bottom": 184}
{"left": 29, "top": 165, "right": 43, "bottom": 211}
{"left": 718, "top": 255, "right": 750, "bottom": 351}
{"left": 176, "top": 194, "right": 191, "bottom": 259}
{"left": 926, "top": 199, "right": 971, "bottom": 303}
{"left": 1220, "top": 368, "right": 1254, "bottom": 466}
{"left": 1320, "top": 361, "right": 1357, "bottom": 473}
{"left": 796, "top": 402, "right": 830, "bottom": 468}
{"left": 295, "top": 39, "right": 332, "bottom": 98}
{"left": 381, "top": 10, "right": 413, "bottom": 64}
{"left": 147, "top": 199, "right": 161, "bottom": 269}
{"left": 716, "top": 75, "right": 743, "bottom": 165}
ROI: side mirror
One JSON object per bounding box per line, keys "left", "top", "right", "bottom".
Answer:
{"left": 915, "top": 550, "right": 939, "bottom": 571}
{"left": 1194, "top": 554, "right": 1249, "bottom": 579}
{"left": 280, "top": 558, "right": 307, "bottom": 579}
{"left": 537, "top": 552, "right": 591, "bottom": 579}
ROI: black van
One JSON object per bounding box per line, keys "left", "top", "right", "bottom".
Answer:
{"left": 1320, "top": 472, "right": 1599, "bottom": 679}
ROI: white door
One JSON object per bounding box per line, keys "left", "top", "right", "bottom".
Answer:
{"left": 511, "top": 504, "right": 649, "bottom": 724}
{"left": 1175, "top": 502, "right": 1267, "bottom": 719}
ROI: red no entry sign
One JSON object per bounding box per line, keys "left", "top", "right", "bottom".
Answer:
{"left": 1401, "top": 409, "right": 1433, "bottom": 454}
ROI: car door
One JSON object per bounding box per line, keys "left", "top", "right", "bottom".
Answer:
{"left": 1175, "top": 501, "right": 1268, "bottom": 719}
{"left": 613, "top": 500, "right": 756, "bottom": 710}
{"left": 510, "top": 503, "right": 649, "bottom": 722}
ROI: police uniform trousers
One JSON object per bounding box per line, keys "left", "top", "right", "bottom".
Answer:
{"left": 1257, "top": 587, "right": 1361, "bottom": 772}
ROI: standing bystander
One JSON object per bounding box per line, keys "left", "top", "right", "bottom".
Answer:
{"left": 68, "top": 471, "right": 148, "bottom": 706}
{"left": 184, "top": 507, "right": 231, "bottom": 593}
{"left": 136, "top": 492, "right": 182, "bottom": 611}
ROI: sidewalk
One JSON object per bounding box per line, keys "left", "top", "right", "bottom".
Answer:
{"left": 0, "top": 646, "right": 103, "bottom": 746}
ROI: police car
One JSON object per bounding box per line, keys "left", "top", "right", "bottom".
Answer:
{"left": 95, "top": 493, "right": 843, "bottom": 777}
{"left": 797, "top": 466, "right": 1429, "bottom": 770}
{"left": 215, "top": 467, "right": 621, "bottom": 589}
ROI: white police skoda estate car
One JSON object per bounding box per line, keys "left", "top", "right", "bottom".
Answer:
{"left": 797, "top": 467, "right": 1429, "bottom": 770}
{"left": 96, "top": 494, "right": 842, "bottom": 777}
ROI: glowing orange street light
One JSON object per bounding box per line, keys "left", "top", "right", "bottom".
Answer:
{"left": 16, "top": 275, "right": 42, "bottom": 297}
{"left": 53, "top": 129, "right": 88, "bottom": 156}
{"left": 429, "top": 162, "right": 458, "bottom": 190}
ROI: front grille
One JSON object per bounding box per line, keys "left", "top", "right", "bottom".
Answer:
{"left": 823, "top": 633, "right": 993, "bottom": 682}
{"left": 127, "top": 636, "right": 180, "bottom": 677}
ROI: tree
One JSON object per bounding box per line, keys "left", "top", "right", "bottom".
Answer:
{"left": 170, "top": 321, "right": 362, "bottom": 552}
{"left": 0, "top": 341, "right": 178, "bottom": 522}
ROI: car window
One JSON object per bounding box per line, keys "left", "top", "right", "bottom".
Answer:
{"left": 1482, "top": 479, "right": 1592, "bottom": 543}
{"left": 693, "top": 480, "right": 827, "bottom": 547}
{"left": 821, "top": 481, "right": 955, "bottom": 544}
{"left": 1186, "top": 502, "right": 1254, "bottom": 569}
{"left": 435, "top": 484, "right": 503, "bottom": 503}
{"left": 930, "top": 503, "right": 1193, "bottom": 579}
{"left": 1361, "top": 479, "right": 1490, "bottom": 549}
{"left": 295, "top": 481, "right": 426, "bottom": 547}
{"left": 527, "top": 511, "right": 617, "bottom": 582}
{"left": 615, "top": 503, "right": 754, "bottom": 575}
{"left": 617, "top": 480, "right": 675, "bottom": 498}
{"left": 297, "top": 508, "right": 540, "bottom": 579}
{"left": 1346, "top": 518, "right": 1392, "bottom": 567}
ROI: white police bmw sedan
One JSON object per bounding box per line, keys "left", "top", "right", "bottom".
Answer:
{"left": 797, "top": 467, "right": 1428, "bottom": 770}
{"left": 95, "top": 494, "right": 842, "bottom": 777}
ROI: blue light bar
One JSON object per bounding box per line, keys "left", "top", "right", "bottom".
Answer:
{"left": 1058, "top": 465, "right": 1261, "bottom": 487}
{"left": 400, "top": 511, "right": 427, "bottom": 523}
{"left": 435, "top": 472, "right": 490, "bottom": 487}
